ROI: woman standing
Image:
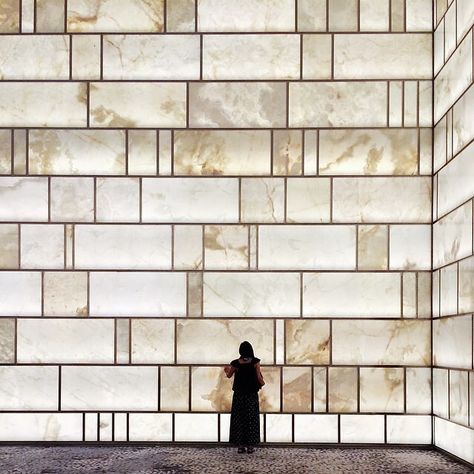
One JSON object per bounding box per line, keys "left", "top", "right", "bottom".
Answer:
{"left": 223, "top": 341, "right": 265, "bottom": 453}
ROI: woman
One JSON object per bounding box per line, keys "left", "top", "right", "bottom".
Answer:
{"left": 223, "top": 340, "right": 265, "bottom": 453}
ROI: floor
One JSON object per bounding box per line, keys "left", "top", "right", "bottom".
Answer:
{"left": 0, "top": 445, "right": 471, "bottom": 474}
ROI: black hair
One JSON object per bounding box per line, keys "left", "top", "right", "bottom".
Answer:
{"left": 239, "top": 340, "right": 255, "bottom": 358}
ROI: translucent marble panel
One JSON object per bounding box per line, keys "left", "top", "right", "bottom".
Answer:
{"left": 387, "top": 415, "right": 432, "bottom": 444}
{"left": 103, "top": 35, "right": 199, "bottom": 79}
{"left": 89, "top": 272, "right": 186, "bottom": 316}
{"left": 189, "top": 82, "right": 286, "bottom": 128}
{"left": 128, "top": 130, "right": 157, "bottom": 175}
{"left": 191, "top": 367, "right": 233, "bottom": 411}
{"left": 129, "top": 414, "right": 172, "bottom": 441}
{"left": 75, "top": 225, "right": 171, "bottom": 269}
{"left": 0, "top": 414, "right": 82, "bottom": 441}
{"left": 303, "top": 272, "right": 400, "bottom": 317}
{"left": 96, "top": 177, "right": 140, "bottom": 222}
{"left": 286, "top": 178, "right": 331, "bottom": 223}
{"left": 173, "top": 225, "right": 203, "bottom": 270}
{"left": 36, "top": 0, "right": 65, "bottom": 32}
{"left": 334, "top": 34, "right": 432, "bottom": 79}
{"left": 450, "top": 370, "right": 469, "bottom": 425}
{"left": 177, "top": 319, "right": 274, "bottom": 364}
{"left": 459, "top": 256, "right": 474, "bottom": 313}
{"left": 0, "top": 224, "right": 19, "bottom": 269}
{"left": 61, "top": 366, "right": 158, "bottom": 410}
{"left": 0, "top": 0, "right": 19, "bottom": 32}
{"left": 357, "top": 225, "right": 388, "bottom": 270}
{"left": 71, "top": 35, "right": 101, "bottom": 80}
{"left": 131, "top": 319, "right": 174, "bottom": 364}
{"left": 329, "top": 367, "right": 357, "bottom": 412}
{"left": 258, "top": 225, "right": 356, "bottom": 270}
{"left": 43, "top": 271, "right": 88, "bottom": 316}
{"left": 259, "top": 367, "right": 281, "bottom": 412}
{"left": 90, "top": 82, "right": 186, "bottom": 128}
{"left": 197, "top": 0, "right": 294, "bottom": 32}
{"left": 0, "top": 271, "right": 41, "bottom": 316}
{"left": 360, "top": 368, "right": 404, "bottom": 413}
{"left": 0, "top": 130, "right": 11, "bottom": 174}
{"left": 283, "top": 367, "right": 312, "bottom": 412}
{"left": 434, "top": 116, "right": 447, "bottom": 172}
{"left": 433, "top": 315, "right": 473, "bottom": 369}
{"left": 302, "top": 35, "right": 332, "bottom": 80}
{"left": 290, "top": 82, "right": 387, "bottom": 127}
{"left": 406, "top": 0, "right": 432, "bottom": 31}
{"left": 440, "top": 263, "right": 458, "bottom": 317}
{"left": 433, "top": 201, "right": 473, "bottom": 268}
{"left": 273, "top": 130, "right": 303, "bottom": 175}
{"left": 297, "top": 0, "right": 327, "bottom": 31}
{"left": 456, "top": 0, "right": 474, "bottom": 41}
{"left": 328, "top": 0, "right": 357, "bottom": 31}
{"left": 174, "top": 130, "right": 270, "bottom": 176}
{"left": 17, "top": 319, "right": 114, "bottom": 363}
{"left": 435, "top": 417, "right": 474, "bottom": 465}
{"left": 340, "top": 415, "right": 385, "bottom": 443}
{"left": 438, "top": 142, "right": 474, "bottom": 217}
{"left": 285, "top": 319, "right": 330, "bottom": 364}
{"left": 220, "top": 413, "right": 264, "bottom": 442}
{"left": 0, "top": 366, "right": 58, "bottom": 409}
{"left": 0, "top": 35, "right": 68, "bottom": 79}
{"left": 241, "top": 178, "right": 285, "bottom": 223}
{"left": 332, "top": 320, "right": 431, "bottom": 365}
{"left": 203, "top": 35, "right": 299, "bottom": 80}
{"left": 142, "top": 177, "right": 239, "bottom": 223}
{"left": 67, "top": 0, "right": 164, "bottom": 32}
{"left": 203, "top": 272, "right": 300, "bottom": 317}
{"left": 333, "top": 177, "right": 432, "bottom": 223}
{"left": 175, "top": 414, "right": 218, "bottom": 442}
{"left": 434, "top": 31, "right": 473, "bottom": 123}
{"left": 359, "top": 0, "right": 390, "bottom": 31}
{"left": 433, "top": 368, "right": 448, "bottom": 418}
{"left": 434, "top": 20, "right": 444, "bottom": 75}
{"left": 50, "top": 177, "right": 94, "bottom": 222}
{"left": 166, "top": 0, "right": 195, "bottom": 32}
{"left": 389, "top": 225, "right": 431, "bottom": 270}
{"left": 406, "top": 368, "right": 431, "bottom": 414}
{"left": 160, "top": 366, "right": 189, "bottom": 411}
{"left": 204, "top": 225, "right": 248, "bottom": 270}
{"left": 319, "top": 129, "right": 418, "bottom": 175}
{"left": 0, "top": 319, "right": 14, "bottom": 363}
{"left": 294, "top": 414, "right": 338, "bottom": 442}
{"left": 453, "top": 84, "right": 474, "bottom": 156}
{"left": 0, "top": 177, "right": 48, "bottom": 222}
{"left": 0, "top": 83, "right": 87, "bottom": 127}
{"left": 29, "top": 130, "right": 125, "bottom": 175}
{"left": 313, "top": 368, "right": 327, "bottom": 412}
{"left": 20, "top": 224, "right": 64, "bottom": 269}
{"left": 266, "top": 414, "right": 292, "bottom": 442}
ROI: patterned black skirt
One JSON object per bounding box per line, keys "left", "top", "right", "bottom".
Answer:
{"left": 229, "top": 391, "right": 260, "bottom": 446}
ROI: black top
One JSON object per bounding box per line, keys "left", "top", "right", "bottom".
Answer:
{"left": 230, "top": 357, "right": 261, "bottom": 393}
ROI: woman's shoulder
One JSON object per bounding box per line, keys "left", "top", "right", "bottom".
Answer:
{"left": 253, "top": 357, "right": 261, "bottom": 364}
{"left": 230, "top": 358, "right": 240, "bottom": 368}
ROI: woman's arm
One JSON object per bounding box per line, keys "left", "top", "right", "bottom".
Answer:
{"left": 224, "top": 365, "right": 236, "bottom": 378}
{"left": 255, "top": 362, "right": 265, "bottom": 386}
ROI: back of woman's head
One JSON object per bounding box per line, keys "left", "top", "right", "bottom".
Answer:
{"left": 239, "top": 340, "right": 255, "bottom": 358}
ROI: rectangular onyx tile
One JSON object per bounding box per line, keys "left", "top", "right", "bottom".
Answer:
{"left": 74, "top": 224, "right": 172, "bottom": 269}
{"left": 20, "top": 224, "right": 64, "bottom": 269}
{"left": 289, "top": 82, "right": 388, "bottom": 127}
{"left": 29, "top": 130, "right": 125, "bottom": 175}
{"left": 197, "top": 0, "right": 295, "bottom": 32}
{"left": 89, "top": 272, "right": 186, "bottom": 316}
{"left": 36, "top": 0, "right": 65, "bottom": 33}
{"left": 67, "top": 0, "right": 164, "bottom": 32}
{"left": 203, "top": 272, "right": 300, "bottom": 317}
{"left": 303, "top": 272, "right": 401, "bottom": 317}
{"left": 318, "top": 129, "right": 418, "bottom": 175}
{"left": 202, "top": 35, "right": 300, "bottom": 79}
{"left": 96, "top": 177, "right": 140, "bottom": 222}
{"left": 0, "top": 224, "right": 19, "bottom": 269}
{"left": 160, "top": 366, "right": 189, "bottom": 411}
{"left": 142, "top": 177, "right": 239, "bottom": 222}
{"left": 131, "top": 319, "right": 174, "bottom": 364}
{"left": 0, "top": 35, "right": 69, "bottom": 79}
{"left": 0, "top": 318, "right": 15, "bottom": 363}
{"left": 340, "top": 415, "right": 384, "bottom": 443}
{"left": 360, "top": 368, "right": 404, "bottom": 412}
{"left": 103, "top": 35, "right": 200, "bottom": 79}
{"left": 189, "top": 82, "right": 286, "bottom": 128}
{"left": 328, "top": 367, "right": 358, "bottom": 412}
{"left": 17, "top": 319, "right": 114, "bottom": 363}
{"left": 387, "top": 416, "right": 432, "bottom": 444}
{"left": 0, "top": 83, "right": 87, "bottom": 127}
{"left": 174, "top": 130, "right": 271, "bottom": 175}
{"left": 453, "top": 84, "right": 474, "bottom": 156}
{"left": 71, "top": 35, "right": 101, "bottom": 80}
{"left": 204, "top": 225, "right": 249, "bottom": 270}
{"left": 258, "top": 225, "right": 356, "bottom": 270}
{"left": 61, "top": 366, "right": 158, "bottom": 410}
{"left": 166, "top": 0, "right": 195, "bottom": 32}
{"left": 282, "top": 367, "right": 312, "bottom": 412}
{"left": 332, "top": 177, "right": 432, "bottom": 223}
{"left": 334, "top": 34, "right": 432, "bottom": 79}
{"left": 459, "top": 256, "right": 474, "bottom": 314}
{"left": 90, "top": 82, "right": 186, "bottom": 128}
{"left": 332, "top": 320, "right": 431, "bottom": 365}
{"left": 0, "top": 271, "right": 41, "bottom": 316}
{"left": 435, "top": 417, "right": 474, "bottom": 465}
{"left": 0, "top": 0, "right": 20, "bottom": 33}
{"left": 191, "top": 366, "right": 233, "bottom": 411}
{"left": 286, "top": 319, "right": 330, "bottom": 364}
{"left": 43, "top": 271, "right": 88, "bottom": 316}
